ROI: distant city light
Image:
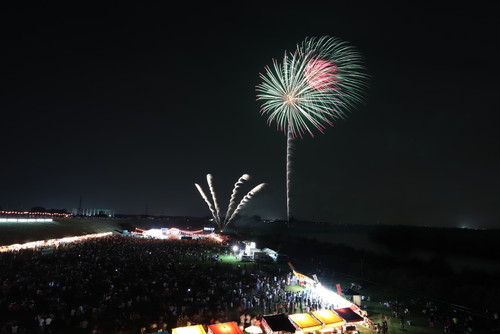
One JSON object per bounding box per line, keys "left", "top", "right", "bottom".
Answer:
{"left": 0, "top": 210, "right": 72, "bottom": 217}
{"left": 0, "top": 218, "right": 52, "bottom": 223}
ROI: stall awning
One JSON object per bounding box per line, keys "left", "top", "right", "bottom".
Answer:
{"left": 349, "top": 304, "right": 361, "bottom": 313}
{"left": 208, "top": 322, "right": 242, "bottom": 334}
{"left": 312, "top": 309, "right": 346, "bottom": 328}
{"left": 262, "top": 314, "right": 296, "bottom": 333}
{"left": 288, "top": 313, "right": 323, "bottom": 333}
{"left": 333, "top": 308, "right": 364, "bottom": 323}
{"left": 292, "top": 270, "right": 316, "bottom": 285}
{"left": 172, "top": 325, "right": 208, "bottom": 334}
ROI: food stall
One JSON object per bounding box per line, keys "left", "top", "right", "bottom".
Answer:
{"left": 262, "top": 314, "right": 296, "bottom": 334}
{"left": 311, "top": 309, "right": 345, "bottom": 331}
{"left": 333, "top": 308, "right": 364, "bottom": 323}
{"left": 208, "top": 322, "right": 242, "bottom": 334}
{"left": 292, "top": 270, "right": 317, "bottom": 288}
{"left": 172, "top": 325, "right": 208, "bottom": 334}
{"left": 332, "top": 308, "right": 364, "bottom": 334}
{"left": 287, "top": 313, "right": 323, "bottom": 333}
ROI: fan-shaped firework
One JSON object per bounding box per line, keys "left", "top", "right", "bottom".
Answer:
{"left": 195, "top": 174, "right": 266, "bottom": 231}
{"left": 227, "top": 183, "right": 267, "bottom": 224}
{"left": 223, "top": 173, "right": 250, "bottom": 225}
{"left": 256, "top": 35, "right": 368, "bottom": 224}
{"left": 195, "top": 183, "right": 219, "bottom": 225}
{"left": 206, "top": 174, "right": 221, "bottom": 226}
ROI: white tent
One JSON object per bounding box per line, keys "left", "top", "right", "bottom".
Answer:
{"left": 261, "top": 248, "right": 278, "bottom": 260}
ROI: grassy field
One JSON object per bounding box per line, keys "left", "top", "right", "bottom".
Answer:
{"left": 327, "top": 274, "right": 449, "bottom": 334}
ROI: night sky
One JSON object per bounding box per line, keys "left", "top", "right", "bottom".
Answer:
{"left": 1, "top": 3, "right": 499, "bottom": 228}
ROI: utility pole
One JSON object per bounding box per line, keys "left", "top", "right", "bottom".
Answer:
{"left": 78, "top": 196, "right": 83, "bottom": 216}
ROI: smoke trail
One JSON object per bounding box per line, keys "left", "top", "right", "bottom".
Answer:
{"left": 206, "top": 174, "right": 221, "bottom": 225}
{"left": 227, "top": 183, "right": 267, "bottom": 225}
{"left": 195, "top": 183, "right": 220, "bottom": 229}
{"left": 224, "top": 174, "right": 250, "bottom": 224}
{"left": 286, "top": 126, "right": 294, "bottom": 226}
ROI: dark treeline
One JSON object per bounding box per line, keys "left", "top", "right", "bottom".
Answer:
{"left": 366, "top": 225, "right": 500, "bottom": 260}
{"left": 231, "top": 219, "right": 500, "bottom": 258}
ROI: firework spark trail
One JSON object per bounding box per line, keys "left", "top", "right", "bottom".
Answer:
{"left": 224, "top": 173, "right": 250, "bottom": 224}
{"left": 206, "top": 174, "right": 221, "bottom": 226}
{"left": 195, "top": 183, "right": 220, "bottom": 229}
{"left": 227, "top": 183, "right": 267, "bottom": 224}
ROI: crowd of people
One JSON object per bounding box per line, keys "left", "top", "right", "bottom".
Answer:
{"left": 0, "top": 234, "right": 297, "bottom": 334}
{"left": 369, "top": 297, "right": 498, "bottom": 333}
{"left": 5, "top": 231, "right": 494, "bottom": 334}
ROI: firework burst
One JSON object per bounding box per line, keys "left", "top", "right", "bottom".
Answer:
{"left": 256, "top": 35, "right": 368, "bottom": 224}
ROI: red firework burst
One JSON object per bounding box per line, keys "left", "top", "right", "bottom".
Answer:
{"left": 304, "top": 58, "right": 339, "bottom": 91}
